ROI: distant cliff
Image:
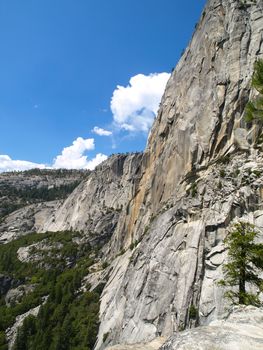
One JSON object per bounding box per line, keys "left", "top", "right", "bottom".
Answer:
{"left": 0, "top": 169, "right": 86, "bottom": 242}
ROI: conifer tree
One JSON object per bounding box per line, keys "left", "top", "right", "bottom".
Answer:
{"left": 245, "top": 59, "right": 263, "bottom": 122}
{"left": 219, "top": 222, "right": 263, "bottom": 306}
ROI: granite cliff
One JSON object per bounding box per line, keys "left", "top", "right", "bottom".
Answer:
{"left": 0, "top": 0, "right": 263, "bottom": 349}
{"left": 94, "top": 0, "right": 263, "bottom": 348}
{"left": 0, "top": 169, "right": 86, "bottom": 243}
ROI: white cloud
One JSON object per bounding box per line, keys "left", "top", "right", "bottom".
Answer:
{"left": 0, "top": 155, "right": 46, "bottom": 172}
{"left": 0, "top": 71, "right": 170, "bottom": 173}
{"left": 53, "top": 137, "right": 98, "bottom": 170}
{"left": 92, "top": 126, "right": 112, "bottom": 136}
{"left": 111, "top": 72, "right": 170, "bottom": 132}
{"left": 53, "top": 137, "right": 95, "bottom": 169}
{"left": 84, "top": 153, "right": 108, "bottom": 170}
{"left": 52, "top": 137, "right": 108, "bottom": 170}
{"left": 0, "top": 137, "right": 108, "bottom": 173}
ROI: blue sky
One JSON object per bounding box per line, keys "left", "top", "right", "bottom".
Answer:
{"left": 0, "top": 0, "right": 206, "bottom": 171}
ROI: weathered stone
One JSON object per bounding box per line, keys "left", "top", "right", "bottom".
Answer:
{"left": 105, "top": 337, "right": 166, "bottom": 350}
{"left": 160, "top": 306, "right": 263, "bottom": 350}
{"left": 6, "top": 304, "right": 42, "bottom": 350}
{"left": 94, "top": 0, "right": 263, "bottom": 348}
{"left": 40, "top": 153, "right": 143, "bottom": 251}
{"left": 0, "top": 201, "right": 60, "bottom": 244}
{"left": 5, "top": 284, "right": 35, "bottom": 307}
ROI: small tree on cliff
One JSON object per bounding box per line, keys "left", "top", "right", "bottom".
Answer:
{"left": 245, "top": 59, "right": 263, "bottom": 122}
{"left": 219, "top": 221, "right": 263, "bottom": 306}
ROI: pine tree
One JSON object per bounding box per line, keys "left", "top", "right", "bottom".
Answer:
{"left": 219, "top": 222, "right": 263, "bottom": 306}
{"left": 245, "top": 59, "right": 263, "bottom": 122}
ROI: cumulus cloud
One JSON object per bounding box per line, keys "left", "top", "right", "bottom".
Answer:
{"left": 0, "top": 137, "right": 108, "bottom": 173}
{"left": 0, "top": 155, "right": 46, "bottom": 172}
{"left": 53, "top": 137, "right": 107, "bottom": 170}
{"left": 84, "top": 153, "right": 108, "bottom": 170}
{"left": 92, "top": 126, "right": 112, "bottom": 136}
{"left": 111, "top": 72, "right": 170, "bottom": 132}
{"left": 53, "top": 137, "right": 95, "bottom": 169}
{"left": 1, "top": 71, "right": 170, "bottom": 173}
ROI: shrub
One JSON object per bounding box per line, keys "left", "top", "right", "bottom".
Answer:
{"left": 189, "top": 304, "right": 198, "bottom": 319}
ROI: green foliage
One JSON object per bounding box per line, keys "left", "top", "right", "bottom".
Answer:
{"left": 0, "top": 231, "right": 86, "bottom": 279}
{"left": 219, "top": 222, "right": 263, "bottom": 306}
{"left": 102, "top": 261, "right": 109, "bottom": 269}
{"left": 13, "top": 284, "right": 100, "bottom": 350}
{"left": 117, "top": 248, "right": 126, "bottom": 257}
{"left": 0, "top": 231, "right": 100, "bottom": 350}
{"left": 129, "top": 239, "right": 140, "bottom": 250}
{"left": 245, "top": 59, "right": 263, "bottom": 122}
{"left": 189, "top": 182, "right": 197, "bottom": 197}
{"left": 143, "top": 225, "right": 150, "bottom": 235}
{"left": 253, "top": 169, "right": 261, "bottom": 177}
{"left": 216, "top": 155, "right": 230, "bottom": 165}
{"left": 0, "top": 331, "right": 7, "bottom": 350}
{"left": 103, "top": 332, "right": 110, "bottom": 343}
{"left": 177, "top": 323, "right": 185, "bottom": 332}
{"left": 239, "top": 0, "right": 256, "bottom": 9}
{"left": 0, "top": 182, "right": 81, "bottom": 202}
{"left": 245, "top": 99, "right": 263, "bottom": 122}
{"left": 252, "top": 59, "right": 263, "bottom": 94}
{"left": 189, "top": 304, "right": 198, "bottom": 320}
{"left": 219, "top": 169, "right": 226, "bottom": 178}
{"left": 5, "top": 169, "right": 87, "bottom": 178}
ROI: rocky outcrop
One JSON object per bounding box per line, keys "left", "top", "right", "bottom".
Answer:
{"left": 5, "top": 284, "right": 35, "bottom": 307}
{"left": 95, "top": 0, "right": 263, "bottom": 348}
{"left": 0, "top": 168, "right": 86, "bottom": 242}
{"left": 160, "top": 305, "right": 263, "bottom": 350}
{"left": 40, "top": 153, "right": 143, "bottom": 248}
{"left": 0, "top": 201, "right": 59, "bottom": 243}
{"left": 6, "top": 304, "right": 42, "bottom": 350}
{"left": 97, "top": 151, "right": 263, "bottom": 349}
{"left": 106, "top": 337, "right": 166, "bottom": 350}
{"left": 105, "top": 306, "right": 263, "bottom": 350}
{"left": 112, "top": 0, "right": 263, "bottom": 247}
{"left": 0, "top": 154, "right": 143, "bottom": 246}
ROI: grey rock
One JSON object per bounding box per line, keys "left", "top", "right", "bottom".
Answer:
{"left": 5, "top": 284, "right": 35, "bottom": 307}
{"left": 40, "top": 153, "right": 143, "bottom": 251}
{"left": 160, "top": 306, "right": 263, "bottom": 350}
{"left": 95, "top": 0, "right": 263, "bottom": 348}
{"left": 234, "top": 128, "right": 250, "bottom": 150}
{"left": 105, "top": 337, "right": 166, "bottom": 350}
{"left": 17, "top": 240, "right": 63, "bottom": 263}
{"left": 6, "top": 304, "right": 42, "bottom": 350}
{"left": 0, "top": 201, "right": 59, "bottom": 244}
{"left": 0, "top": 169, "right": 86, "bottom": 223}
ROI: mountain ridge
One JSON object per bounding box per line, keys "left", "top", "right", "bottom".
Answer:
{"left": 0, "top": 0, "right": 263, "bottom": 349}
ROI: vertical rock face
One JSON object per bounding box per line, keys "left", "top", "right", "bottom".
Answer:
{"left": 40, "top": 153, "right": 143, "bottom": 247}
{"left": 121, "top": 0, "right": 263, "bottom": 241}
{"left": 95, "top": 0, "right": 263, "bottom": 348}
